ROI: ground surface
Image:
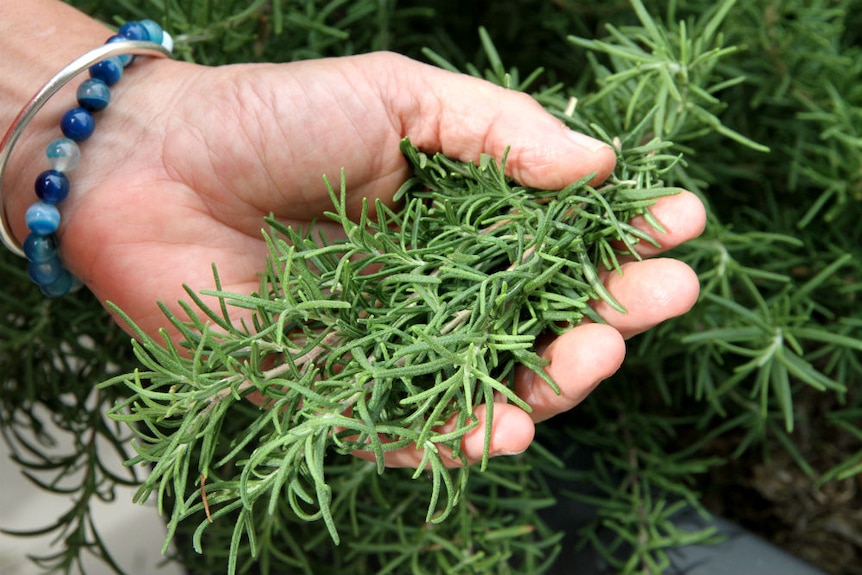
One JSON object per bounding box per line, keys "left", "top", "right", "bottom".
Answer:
{"left": 700, "top": 388, "right": 862, "bottom": 575}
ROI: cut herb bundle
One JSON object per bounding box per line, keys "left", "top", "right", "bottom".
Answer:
{"left": 100, "top": 136, "right": 677, "bottom": 568}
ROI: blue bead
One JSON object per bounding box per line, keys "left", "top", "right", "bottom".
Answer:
{"left": 40, "top": 269, "right": 76, "bottom": 298}
{"left": 89, "top": 57, "right": 123, "bottom": 86}
{"left": 25, "top": 202, "right": 61, "bottom": 235}
{"left": 138, "top": 20, "right": 164, "bottom": 44}
{"left": 106, "top": 35, "right": 134, "bottom": 67}
{"left": 28, "top": 256, "right": 63, "bottom": 286}
{"left": 35, "top": 170, "right": 70, "bottom": 203}
{"left": 77, "top": 78, "right": 111, "bottom": 111}
{"left": 119, "top": 21, "right": 148, "bottom": 41}
{"left": 61, "top": 107, "right": 95, "bottom": 141}
{"left": 23, "top": 233, "right": 58, "bottom": 263}
{"left": 46, "top": 137, "right": 81, "bottom": 172}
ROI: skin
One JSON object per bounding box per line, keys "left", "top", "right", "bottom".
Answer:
{"left": 1, "top": 1, "right": 706, "bottom": 468}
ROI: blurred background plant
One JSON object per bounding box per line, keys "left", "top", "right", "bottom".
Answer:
{"left": 1, "top": 0, "right": 859, "bottom": 573}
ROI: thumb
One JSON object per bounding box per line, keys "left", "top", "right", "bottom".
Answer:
{"left": 381, "top": 52, "right": 617, "bottom": 189}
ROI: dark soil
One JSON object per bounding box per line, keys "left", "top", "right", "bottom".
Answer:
{"left": 698, "top": 388, "right": 862, "bottom": 575}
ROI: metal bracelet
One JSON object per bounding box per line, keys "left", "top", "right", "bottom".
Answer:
{"left": 0, "top": 39, "right": 172, "bottom": 258}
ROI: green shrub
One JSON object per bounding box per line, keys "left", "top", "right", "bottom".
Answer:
{"left": 2, "top": 1, "right": 859, "bottom": 573}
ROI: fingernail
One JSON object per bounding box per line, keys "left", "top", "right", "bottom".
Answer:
{"left": 492, "top": 446, "right": 527, "bottom": 457}
{"left": 565, "top": 129, "right": 611, "bottom": 153}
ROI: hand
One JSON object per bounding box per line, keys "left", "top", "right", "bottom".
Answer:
{"left": 18, "top": 51, "right": 704, "bottom": 465}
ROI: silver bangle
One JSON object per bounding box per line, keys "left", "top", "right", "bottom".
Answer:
{"left": 0, "top": 39, "right": 172, "bottom": 258}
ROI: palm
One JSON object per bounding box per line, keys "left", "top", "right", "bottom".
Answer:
{"left": 66, "top": 56, "right": 413, "bottom": 336}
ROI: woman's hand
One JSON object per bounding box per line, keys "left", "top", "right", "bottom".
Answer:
{"left": 13, "top": 51, "right": 704, "bottom": 465}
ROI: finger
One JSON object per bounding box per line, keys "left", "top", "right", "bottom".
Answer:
{"left": 514, "top": 323, "right": 625, "bottom": 423}
{"left": 381, "top": 53, "right": 618, "bottom": 190}
{"left": 353, "top": 402, "right": 536, "bottom": 468}
{"left": 593, "top": 258, "right": 700, "bottom": 340}
{"left": 617, "top": 190, "right": 706, "bottom": 261}
{"left": 460, "top": 403, "right": 535, "bottom": 460}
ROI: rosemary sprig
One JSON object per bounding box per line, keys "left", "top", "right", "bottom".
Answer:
{"left": 99, "top": 136, "right": 677, "bottom": 571}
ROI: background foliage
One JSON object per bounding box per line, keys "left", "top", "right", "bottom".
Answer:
{"left": 1, "top": 0, "right": 860, "bottom": 574}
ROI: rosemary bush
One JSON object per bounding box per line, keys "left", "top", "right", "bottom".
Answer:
{"left": 2, "top": 1, "right": 860, "bottom": 574}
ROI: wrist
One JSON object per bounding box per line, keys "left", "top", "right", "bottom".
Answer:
{"left": 0, "top": 2, "right": 114, "bottom": 242}
{"left": 0, "top": 3, "right": 175, "bottom": 295}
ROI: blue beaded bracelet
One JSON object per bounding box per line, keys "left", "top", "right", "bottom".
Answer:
{"left": 0, "top": 21, "right": 173, "bottom": 297}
